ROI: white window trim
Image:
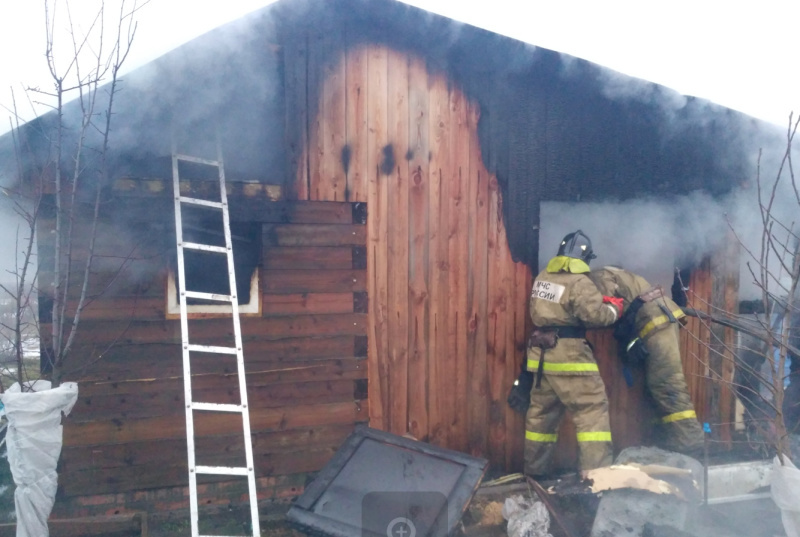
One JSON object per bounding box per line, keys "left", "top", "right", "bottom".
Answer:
{"left": 166, "top": 269, "right": 260, "bottom": 317}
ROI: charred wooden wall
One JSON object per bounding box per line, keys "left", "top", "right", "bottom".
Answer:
{"left": 38, "top": 184, "right": 369, "bottom": 515}
{"left": 289, "top": 44, "right": 529, "bottom": 468}
{"left": 288, "top": 42, "right": 724, "bottom": 471}
{"left": 36, "top": 36, "right": 732, "bottom": 519}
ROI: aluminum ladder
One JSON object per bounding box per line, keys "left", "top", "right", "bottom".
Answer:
{"left": 172, "top": 140, "right": 260, "bottom": 537}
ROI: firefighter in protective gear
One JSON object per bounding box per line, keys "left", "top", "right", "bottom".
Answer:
{"left": 524, "top": 230, "right": 621, "bottom": 476}
{"left": 589, "top": 266, "right": 704, "bottom": 454}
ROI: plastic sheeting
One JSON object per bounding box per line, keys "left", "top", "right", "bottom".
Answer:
{"left": 772, "top": 455, "right": 800, "bottom": 537}
{"left": 502, "top": 494, "right": 552, "bottom": 537}
{"left": 0, "top": 381, "right": 78, "bottom": 537}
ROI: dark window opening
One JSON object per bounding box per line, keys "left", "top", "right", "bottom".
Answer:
{"left": 173, "top": 212, "right": 260, "bottom": 306}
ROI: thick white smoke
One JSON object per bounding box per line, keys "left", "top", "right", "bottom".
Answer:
{"left": 540, "top": 141, "right": 800, "bottom": 300}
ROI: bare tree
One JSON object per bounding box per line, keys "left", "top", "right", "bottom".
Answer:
{"left": 0, "top": 0, "right": 145, "bottom": 391}
{"left": 680, "top": 114, "right": 800, "bottom": 464}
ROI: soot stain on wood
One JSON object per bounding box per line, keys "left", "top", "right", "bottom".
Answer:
{"left": 380, "top": 144, "right": 395, "bottom": 175}
{"left": 341, "top": 144, "right": 351, "bottom": 175}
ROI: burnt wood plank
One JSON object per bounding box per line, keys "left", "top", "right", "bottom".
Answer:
{"left": 63, "top": 297, "right": 164, "bottom": 321}
{"left": 73, "top": 356, "right": 366, "bottom": 386}
{"left": 61, "top": 423, "right": 356, "bottom": 472}
{"left": 59, "top": 199, "right": 355, "bottom": 224}
{"left": 63, "top": 400, "right": 368, "bottom": 446}
{"left": 262, "top": 293, "right": 355, "bottom": 315}
{"left": 71, "top": 379, "right": 358, "bottom": 422}
{"left": 262, "top": 246, "right": 353, "bottom": 270}
{"left": 426, "top": 73, "right": 450, "bottom": 447}
{"left": 37, "top": 267, "right": 167, "bottom": 299}
{"left": 262, "top": 224, "right": 366, "bottom": 247}
{"left": 345, "top": 44, "right": 369, "bottom": 202}
{"left": 60, "top": 446, "right": 344, "bottom": 496}
{"left": 507, "top": 257, "right": 528, "bottom": 469}
{"left": 0, "top": 514, "right": 147, "bottom": 537}
{"left": 322, "top": 33, "right": 347, "bottom": 201}
{"left": 64, "top": 336, "right": 358, "bottom": 376}
{"left": 366, "top": 45, "right": 389, "bottom": 431}
{"left": 285, "top": 29, "right": 310, "bottom": 200}
{"left": 486, "top": 173, "right": 508, "bottom": 466}
{"left": 262, "top": 270, "right": 366, "bottom": 293}
{"left": 448, "top": 86, "right": 469, "bottom": 452}
{"left": 233, "top": 200, "right": 356, "bottom": 224}
{"left": 387, "top": 49, "right": 410, "bottom": 437}
{"left": 467, "top": 102, "right": 490, "bottom": 459}
{"left": 64, "top": 314, "right": 367, "bottom": 347}
{"left": 406, "top": 54, "right": 430, "bottom": 442}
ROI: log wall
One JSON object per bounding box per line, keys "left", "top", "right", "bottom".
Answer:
{"left": 39, "top": 184, "right": 369, "bottom": 515}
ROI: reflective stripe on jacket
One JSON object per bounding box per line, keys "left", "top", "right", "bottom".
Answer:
{"left": 527, "top": 261, "right": 618, "bottom": 375}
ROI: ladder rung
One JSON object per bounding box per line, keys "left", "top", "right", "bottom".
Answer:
{"left": 186, "top": 344, "right": 239, "bottom": 355}
{"left": 181, "top": 241, "right": 228, "bottom": 254}
{"left": 174, "top": 153, "right": 220, "bottom": 167}
{"left": 191, "top": 402, "right": 243, "bottom": 412}
{"left": 179, "top": 196, "right": 225, "bottom": 209}
{"left": 184, "top": 290, "right": 232, "bottom": 302}
{"left": 195, "top": 465, "right": 251, "bottom": 476}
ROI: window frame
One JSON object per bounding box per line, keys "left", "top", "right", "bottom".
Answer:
{"left": 165, "top": 267, "right": 261, "bottom": 319}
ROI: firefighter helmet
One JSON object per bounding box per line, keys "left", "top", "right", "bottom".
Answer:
{"left": 557, "top": 230, "right": 596, "bottom": 262}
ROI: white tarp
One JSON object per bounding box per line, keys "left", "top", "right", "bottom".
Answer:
{"left": 0, "top": 381, "right": 78, "bottom": 537}
{"left": 771, "top": 454, "right": 800, "bottom": 537}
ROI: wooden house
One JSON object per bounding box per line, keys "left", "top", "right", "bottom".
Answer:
{"left": 2, "top": 0, "right": 780, "bottom": 520}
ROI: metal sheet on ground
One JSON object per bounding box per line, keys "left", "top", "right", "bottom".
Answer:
{"left": 287, "top": 427, "right": 488, "bottom": 537}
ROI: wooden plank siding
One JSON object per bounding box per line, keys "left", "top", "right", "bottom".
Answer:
{"left": 295, "top": 43, "right": 726, "bottom": 472}
{"left": 296, "top": 45, "right": 530, "bottom": 469}
{"left": 680, "top": 259, "right": 714, "bottom": 427}
{"left": 44, "top": 193, "right": 369, "bottom": 512}
{"left": 46, "top": 35, "right": 733, "bottom": 518}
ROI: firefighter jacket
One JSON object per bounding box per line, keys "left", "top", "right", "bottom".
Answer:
{"left": 527, "top": 257, "right": 619, "bottom": 375}
{"left": 589, "top": 266, "right": 685, "bottom": 341}
{"left": 588, "top": 266, "right": 703, "bottom": 453}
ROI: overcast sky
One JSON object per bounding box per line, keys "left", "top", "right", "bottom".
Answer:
{"left": 1, "top": 0, "right": 799, "bottom": 135}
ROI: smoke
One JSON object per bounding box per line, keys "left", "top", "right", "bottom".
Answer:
{"left": 0, "top": 195, "right": 35, "bottom": 290}
{"left": 104, "top": 5, "right": 283, "bottom": 176}
{"left": 539, "top": 133, "right": 800, "bottom": 300}
{"left": 540, "top": 192, "right": 728, "bottom": 289}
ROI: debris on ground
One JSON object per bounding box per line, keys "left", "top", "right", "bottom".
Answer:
{"left": 475, "top": 500, "right": 505, "bottom": 527}
{"left": 502, "top": 494, "right": 552, "bottom": 537}
{"left": 585, "top": 463, "right": 693, "bottom": 498}
{"left": 590, "top": 446, "right": 703, "bottom": 537}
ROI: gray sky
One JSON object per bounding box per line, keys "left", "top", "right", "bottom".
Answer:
{"left": 1, "top": 0, "right": 799, "bottom": 135}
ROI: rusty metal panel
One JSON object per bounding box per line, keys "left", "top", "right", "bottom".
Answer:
{"left": 287, "top": 426, "right": 488, "bottom": 537}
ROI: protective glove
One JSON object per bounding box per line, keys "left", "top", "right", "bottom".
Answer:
{"left": 603, "top": 295, "right": 624, "bottom": 317}
{"left": 507, "top": 370, "right": 534, "bottom": 414}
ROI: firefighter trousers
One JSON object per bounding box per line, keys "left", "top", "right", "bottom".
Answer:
{"left": 644, "top": 325, "right": 704, "bottom": 453}
{"left": 524, "top": 372, "right": 613, "bottom": 476}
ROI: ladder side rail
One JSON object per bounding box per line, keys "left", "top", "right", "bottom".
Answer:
{"left": 172, "top": 153, "right": 201, "bottom": 537}
{"left": 216, "top": 145, "right": 261, "bottom": 536}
